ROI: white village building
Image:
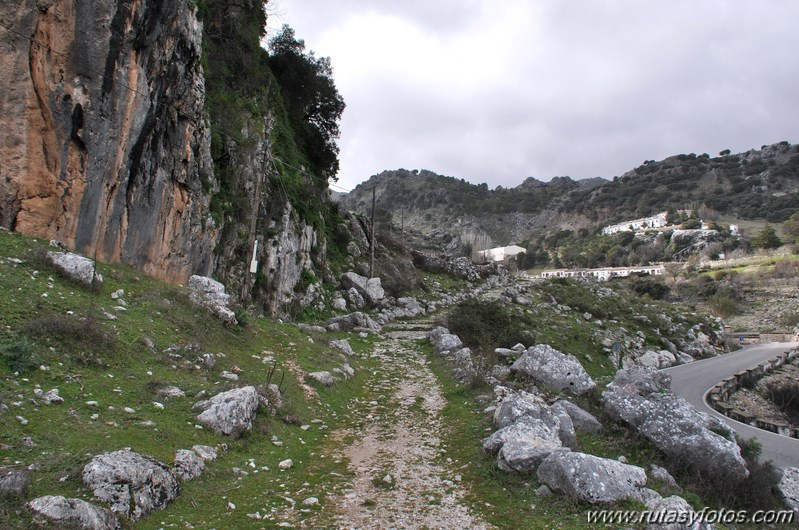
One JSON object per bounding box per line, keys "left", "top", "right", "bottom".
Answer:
{"left": 476, "top": 245, "right": 527, "bottom": 263}
{"left": 539, "top": 264, "right": 665, "bottom": 281}
{"left": 602, "top": 212, "right": 668, "bottom": 235}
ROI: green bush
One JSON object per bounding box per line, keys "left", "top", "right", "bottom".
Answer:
{"left": 631, "top": 277, "right": 670, "bottom": 300}
{"left": 0, "top": 340, "right": 38, "bottom": 373}
{"left": 764, "top": 379, "right": 799, "bottom": 416}
{"left": 447, "top": 299, "right": 528, "bottom": 354}
{"left": 706, "top": 292, "right": 737, "bottom": 319}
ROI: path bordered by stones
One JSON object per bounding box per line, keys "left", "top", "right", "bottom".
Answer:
{"left": 306, "top": 329, "right": 492, "bottom": 529}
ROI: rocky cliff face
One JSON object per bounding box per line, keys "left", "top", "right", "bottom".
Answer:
{"left": 0, "top": 0, "right": 217, "bottom": 282}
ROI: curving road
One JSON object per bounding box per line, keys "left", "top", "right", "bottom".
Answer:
{"left": 664, "top": 342, "right": 799, "bottom": 469}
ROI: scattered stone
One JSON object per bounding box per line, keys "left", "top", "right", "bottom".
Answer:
{"left": 649, "top": 464, "right": 681, "bottom": 492}
{"left": 0, "top": 469, "right": 28, "bottom": 496}
{"left": 645, "top": 495, "right": 714, "bottom": 530}
{"left": 221, "top": 371, "right": 239, "bottom": 381}
{"left": 434, "top": 334, "right": 463, "bottom": 355}
{"left": 492, "top": 389, "right": 576, "bottom": 448}
{"left": 279, "top": 459, "right": 293, "bottom": 469}
{"left": 110, "top": 289, "right": 124, "bottom": 300}
{"left": 329, "top": 339, "right": 355, "bottom": 356}
{"left": 82, "top": 449, "right": 179, "bottom": 520}
{"left": 157, "top": 386, "right": 185, "bottom": 399}
{"left": 498, "top": 439, "right": 571, "bottom": 474}
{"left": 511, "top": 344, "right": 596, "bottom": 396}
{"left": 34, "top": 388, "right": 64, "bottom": 405}
{"left": 778, "top": 466, "right": 799, "bottom": 515}
{"left": 193, "top": 386, "right": 263, "bottom": 437}
{"left": 187, "top": 275, "right": 237, "bottom": 325}
{"left": 47, "top": 252, "right": 103, "bottom": 288}
{"left": 537, "top": 452, "right": 648, "bottom": 504}
{"left": 123, "top": 407, "right": 135, "bottom": 414}
{"left": 326, "top": 312, "right": 381, "bottom": 332}
{"left": 191, "top": 445, "right": 218, "bottom": 461}
{"left": 340, "top": 272, "right": 385, "bottom": 306}
{"left": 427, "top": 327, "right": 450, "bottom": 344}
{"left": 16, "top": 415, "right": 27, "bottom": 425}
{"left": 535, "top": 485, "right": 553, "bottom": 497}
{"left": 308, "top": 371, "right": 335, "bottom": 387}
{"left": 552, "top": 399, "right": 603, "bottom": 433}
{"left": 173, "top": 450, "right": 205, "bottom": 481}
{"left": 28, "top": 495, "right": 119, "bottom": 530}
{"left": 302, "top": 497, "right": 320, "bottom": 507}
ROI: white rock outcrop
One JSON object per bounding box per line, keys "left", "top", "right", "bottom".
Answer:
{"left": 187, "top": 275, "right": 237, "bottom": 325}
{"left": 193, "top": 386, "right": 263, "bottom": 437}
{"left": 47, "top": 252, "right": 103, "bottom": 288}
{"left": 82, "top": 449, "right": 179, "bottom": 520}
{"left": 537, "top": 451, "right": 648, "bottom": 504}
{"left": 511, "top": 344, "right": 596, "bottom": 395}
{"left": 28, "top": 495, "right": 119, "bottom": 530}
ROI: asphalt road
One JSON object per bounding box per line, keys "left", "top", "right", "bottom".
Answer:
{"left": 664, "top": 342, "right": 799, "bottom": 469}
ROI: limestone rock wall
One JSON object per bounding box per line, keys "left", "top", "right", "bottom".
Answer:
{"left": 0, "top": 0, "right": 217, "bottom": 282}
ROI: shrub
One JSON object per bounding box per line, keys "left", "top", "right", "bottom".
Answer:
{"left": 764, "top": 379, "right": 799, "bottom": 416}
{"left": 447, "top": 299, "right": 527, "bottom": 354}
{"left": 0, "top": 339, "right": 38, "bottom": 373}
{"left": 706, "top": 292, "right": 737, "bottom": 319}
{"left": 24, "top": 314, "right": 115, "bottom": 365}
{"left": 631, "top": 277, "right": 670, "bottom": 300}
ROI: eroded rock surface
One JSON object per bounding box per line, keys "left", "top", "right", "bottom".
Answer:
{"left": 537, "top": 451, "right": 648, "bottom": 504}
{"left": 193, "top": 386, "right": 262, "bottom": 437}
{"left": 603, "top": 367, "right": 748, "bottom": 484}
{"left": 82, "top": 449, "right": 179, "bottom": 520}
{"left": 511, "top": 344, "right": 596, "bottom": 395}
{"left": 28, "top": 495, "right": 119, "bottom": 530}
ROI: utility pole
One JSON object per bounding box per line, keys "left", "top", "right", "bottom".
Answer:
{"left": 369, "top": 185, "right": 376, "bottom": 278}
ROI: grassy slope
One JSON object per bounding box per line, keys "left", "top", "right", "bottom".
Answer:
{"left": 0, "top": 230, "right": 382, "bottom": 529}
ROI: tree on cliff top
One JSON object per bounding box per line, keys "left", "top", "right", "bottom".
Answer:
{"left": 267, "top": 25, "right": 345, "bottom": 183}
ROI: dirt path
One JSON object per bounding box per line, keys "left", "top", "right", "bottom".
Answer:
{"left": 307, "top": 330, "right": 492, "bottom": 530}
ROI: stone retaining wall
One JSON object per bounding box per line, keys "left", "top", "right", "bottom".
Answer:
{"left": 707, "top": 347, "right": 799, "bottom": 438}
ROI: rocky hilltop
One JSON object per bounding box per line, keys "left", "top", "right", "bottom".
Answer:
{"left": 340, "top": 143, "right": 799, "bottom": 254}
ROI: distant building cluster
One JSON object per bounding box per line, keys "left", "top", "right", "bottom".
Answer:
{"left": 601, "top": 212, "right": 668, "bottom": 235}
{"left": 539, "top": 265, "right": 665, "bottom": 281}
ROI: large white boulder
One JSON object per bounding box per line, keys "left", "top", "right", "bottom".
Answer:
{"left": 28, "top": 495, "right": 119, "bottom": 530}
{"left": 603, "top": 367, "right": 748, "bottom": 484}
{"left": 511, "top": 344, "right": 596, "bottom": 396}
{"left": 82, "top": 450, "right": 178, "bottom": 521}
{"left": 340, "top": 272, "right": 385, "bottom": 305}
{"left": 193, "top": 386, "right": 263, "bottom": 437}
{"left": 537, "top": 451, "right": 648, "bottom": 504}
{"left": 47, "top": 252, "right": 103, "bottom": 288}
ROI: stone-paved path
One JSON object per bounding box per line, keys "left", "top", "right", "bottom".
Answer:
{"left": 307, "top": 328, "right": 492, "bottom": 529}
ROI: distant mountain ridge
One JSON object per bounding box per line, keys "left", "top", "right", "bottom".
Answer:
{"left": 339, "top": 142, "right": 799, "bottom": 254}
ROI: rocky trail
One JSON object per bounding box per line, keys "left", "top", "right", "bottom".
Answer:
{"left": 299, "top": 324, "right": 493, "bottom": 529}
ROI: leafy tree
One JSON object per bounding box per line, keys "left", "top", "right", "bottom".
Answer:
{"left": 268, "top": 25, "right": 345, "bottom": 183}
{"left": 752, "top": 223, "right": 782, "bottom": 249}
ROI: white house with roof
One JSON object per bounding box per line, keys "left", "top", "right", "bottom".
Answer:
{"left": 602, "top": 212, "right": 668, "bottom": 235}
{"left": 476, "top": 245, "right": 526, "bottom": 263}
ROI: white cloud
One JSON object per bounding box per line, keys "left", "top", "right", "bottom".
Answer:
{"left": 271, "top": 0, "right": 799, "bottom": 190}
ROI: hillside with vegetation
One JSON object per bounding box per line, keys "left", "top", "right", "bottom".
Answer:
{"left": 339, "top": 142, "right": 799, "bottom": 263}
{"left": 3, "top": 230, "right": 797, "bottom": 528}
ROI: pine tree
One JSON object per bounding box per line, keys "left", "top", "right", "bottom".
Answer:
{"left": 752, "top": 223, "right": 782, "bottom": 249}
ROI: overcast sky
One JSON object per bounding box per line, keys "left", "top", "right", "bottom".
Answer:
{"left": 269, "top": 1, "right": 799, "bottom": 192}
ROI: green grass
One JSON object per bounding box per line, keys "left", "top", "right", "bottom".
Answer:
{"left": 0, "top": 231, "right": 384, "bottom": 529}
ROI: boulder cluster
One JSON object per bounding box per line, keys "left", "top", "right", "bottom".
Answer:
{"left": 25, "top": 384, "right": 259, "bottom": 529}
{"left": 427, "top": 323, "right": 751, "bottom": 520}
